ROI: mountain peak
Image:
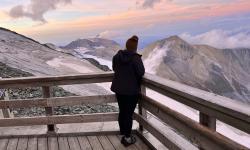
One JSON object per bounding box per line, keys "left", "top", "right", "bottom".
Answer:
{"left": 154, "top": 35, "right": 187, "bottom": 46}
{"left": 168, "top": 35, "right": 181, "bottom": 40}
{"left": 151, "top": 35, "right": 189, "bottom": 49}
{"left": 165, "top": 35, "right": 185, "bottom": 42}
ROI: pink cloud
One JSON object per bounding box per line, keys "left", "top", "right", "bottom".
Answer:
{"left": 10, "top": 0, "right": 250, "bottom": 43}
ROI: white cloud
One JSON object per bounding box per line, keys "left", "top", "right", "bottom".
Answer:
{"left": 179, "top": 29, "right": 250, "bottom": 49}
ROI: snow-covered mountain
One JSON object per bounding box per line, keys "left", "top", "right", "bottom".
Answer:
{"left": 143, "top": 36, "right": 250, "bottom": 103}
{"left": 61, "top": 38, "right": 121, "bottom": 61}
{"left": 0, "top": 27, "right": 109, "bottom": 96}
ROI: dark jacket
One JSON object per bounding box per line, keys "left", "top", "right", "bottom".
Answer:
{"left": 111, "top": 50, "right": 145, "bottom": 95}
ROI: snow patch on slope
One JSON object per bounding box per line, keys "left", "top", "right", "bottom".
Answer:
{"left": 94, "top": 46, "right": 105, "bottom": 49}
{"left": 82, "top": 54, "right": 112, "bottom": 69}
{"left": 74, "top": 47, "right": 90, "bottom": 53}
{"left": 46, "top": 58, "right": 92, "bottom": 73}
{"left": 73, "top": 47, "right": 112, "bottom": 69}
{"left": 144, "top": 43, "right": 170, "bottom": 74}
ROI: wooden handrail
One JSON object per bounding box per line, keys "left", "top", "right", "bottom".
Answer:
{"left": 143, "top": 73, "right": 250, "bottom": 134}
{"left": 0, "top": 72, "right": 114, "bottom": 88}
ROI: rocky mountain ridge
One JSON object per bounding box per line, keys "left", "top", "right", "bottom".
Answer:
{"left": 143, "top": 36, "right": 250, "bottom": 103}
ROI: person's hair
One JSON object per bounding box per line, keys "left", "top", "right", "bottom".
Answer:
{"left": 126, "top": 35, "right": 139, "bottom": 52}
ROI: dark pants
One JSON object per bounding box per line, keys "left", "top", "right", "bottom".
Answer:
{"left": 116, "top": 94, "right": 139, "bottom": 137}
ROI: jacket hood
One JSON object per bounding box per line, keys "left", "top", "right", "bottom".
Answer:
{"left": 117, "top": 50, "right": 141, "bottom": 64}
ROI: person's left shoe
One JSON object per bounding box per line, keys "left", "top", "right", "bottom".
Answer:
{"left": 121, "top": 135, "right": 136, "bottom": 147}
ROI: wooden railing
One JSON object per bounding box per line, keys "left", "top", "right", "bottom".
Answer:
{"left": 0, "top": 72, "right": 249, "bottom": 150}
{"left": 0, "top": 72, "right": 115, "bottom": 132}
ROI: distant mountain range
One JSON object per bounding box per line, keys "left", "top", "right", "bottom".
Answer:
{"left": 59, "top": 38, "right": 121, "bottom": 60}
{"left": 0, "top": 27, "right": 249, "bottom": 103}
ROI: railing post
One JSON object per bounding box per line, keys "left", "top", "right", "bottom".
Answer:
{"left": 0, "top": 90, "right": 13, "bottom": 118}
{"left": 42, "top": 86, "right": 56, "bottom": 133}
{"left": 139, "top": 85, "right": 147, "bottom": 132}
{"left": 199, "top": 113, "right": 216, "bottom": 131}
{"left": 199, "top": 112, "right": 216, "bottom": 149}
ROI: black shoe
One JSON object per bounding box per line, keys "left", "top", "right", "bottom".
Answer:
{"left": 121, "top": 135, "right": 136, "bottom": 147}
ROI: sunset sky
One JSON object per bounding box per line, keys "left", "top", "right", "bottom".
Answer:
{"left": 1, "top": 0, "right": 250, "bottom": 48}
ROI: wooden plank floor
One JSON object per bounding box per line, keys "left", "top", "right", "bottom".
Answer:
{"left": 0, "top": 134, "right": 151, "bottom": 150}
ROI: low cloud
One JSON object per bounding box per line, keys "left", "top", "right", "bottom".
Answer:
{"left": 9, "top": 0, "right": 72, "bottom": 23}
{"left": 96, "top": 30, "right": 122, "bottom": 39}
{"left": 179, "top": 29, "right": 250, "bottom": 49}
{"left": 136, "top": 0, "right": 162, "bottom": 9}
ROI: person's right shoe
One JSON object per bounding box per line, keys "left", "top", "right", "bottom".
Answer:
{"left": 121, "top": 135, "right": 136, "bottom": 147}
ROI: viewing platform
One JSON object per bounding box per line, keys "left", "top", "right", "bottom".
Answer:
{"left": 0, "top": 72, "right": 249, "bottom": 150}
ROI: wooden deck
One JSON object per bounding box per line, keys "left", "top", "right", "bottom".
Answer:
{"left": 0, "top": 134, "right": 151, "bottom": 150}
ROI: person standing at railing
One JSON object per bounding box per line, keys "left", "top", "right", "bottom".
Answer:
{"left": 111, "top": 35, "right": 145, "bottom": 147}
